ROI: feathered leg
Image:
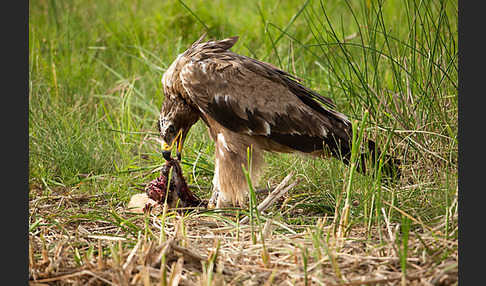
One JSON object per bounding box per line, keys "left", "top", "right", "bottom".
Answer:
{"left": 210, "top": 132, "right": 264, "bottom": 208}
{"left": 208, "top": 159, "right": 221, "bottom": 208}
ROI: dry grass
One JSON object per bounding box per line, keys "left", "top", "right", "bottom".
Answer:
{"left": 29, "top": 179, "right": 457, "bottom": 286}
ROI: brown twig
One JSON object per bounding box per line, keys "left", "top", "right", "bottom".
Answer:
{"left": 30, "top": 270, "right": 115, "bottom": 285}
{"left": 169, "top": 240, "right": 207, "bottom": 262}
{"left": 240, "top": 172, "right": 297, "bottom": 224}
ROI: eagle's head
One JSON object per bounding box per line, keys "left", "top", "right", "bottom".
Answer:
{"left": 158, "top": 98, "right": 200, "bottom": 161}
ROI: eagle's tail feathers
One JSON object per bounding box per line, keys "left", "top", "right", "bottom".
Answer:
{"left": 329, "top": 138, "right": 401, "bottom": 181}
{"left": 356, "top": 140, "right": 401, "bottom": 181}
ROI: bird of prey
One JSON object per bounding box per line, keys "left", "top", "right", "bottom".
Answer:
{"left": 158, "top": 34, "right": 399, "bottom": 208}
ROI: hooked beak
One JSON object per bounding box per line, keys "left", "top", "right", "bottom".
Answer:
{"left": 162, "top": 150, "right": 172, "bottom": 161}
{"left": 162, "top": 129, "right": 183, "bottom": 161}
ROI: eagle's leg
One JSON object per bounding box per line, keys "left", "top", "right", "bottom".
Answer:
{"left": 211, "top": 133, "right": 264, "bottom": 208}
{"left": 208, "top": 166, "right": 220, "bottom": 209}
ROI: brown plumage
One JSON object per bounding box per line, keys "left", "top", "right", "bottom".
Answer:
{"left": 158, "top": 34, "right": 399, "bottom": 208}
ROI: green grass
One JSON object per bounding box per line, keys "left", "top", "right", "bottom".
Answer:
{"left": 29, "top": 0, "right": 457, "bottom": 283}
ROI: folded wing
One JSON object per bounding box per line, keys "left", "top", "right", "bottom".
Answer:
{"left": 179, "top": 37, "right": 352, "bottom": 156}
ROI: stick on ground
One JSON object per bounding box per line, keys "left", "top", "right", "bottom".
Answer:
{"left": 240, "top": 172, "right": 297, "bottom": 224}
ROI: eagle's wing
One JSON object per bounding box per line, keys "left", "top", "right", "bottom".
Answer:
{"left": 179, "top": 40, "right": 352, "bottom": 154}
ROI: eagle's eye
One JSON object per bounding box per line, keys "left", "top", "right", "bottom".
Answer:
{"left": 166, "top": 125, "right": 176, "bottom": 135}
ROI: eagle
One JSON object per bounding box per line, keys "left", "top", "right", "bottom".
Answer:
{"left": 158, "top": 34, "right": 399, "bottom": 208}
